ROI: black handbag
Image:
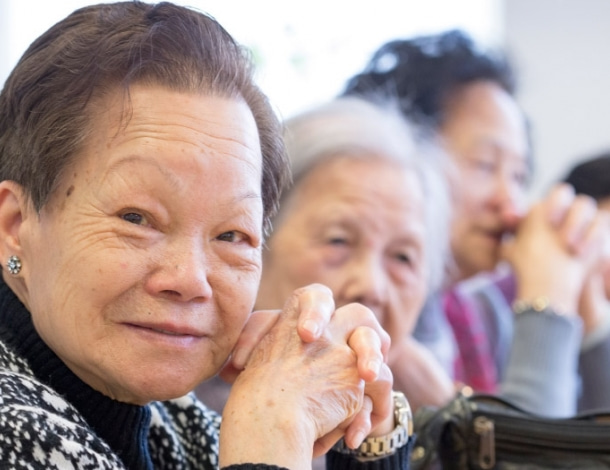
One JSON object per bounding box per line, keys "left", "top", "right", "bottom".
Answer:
{"left": 410, "top": 392, "right": 610, "bottom": 470}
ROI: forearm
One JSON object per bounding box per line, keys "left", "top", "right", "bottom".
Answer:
{"left": 500, "top": 309, "right": 582, "bottom": 417}
{"left": 219, "top": 381, "right": 314, "bottom": 470}
{"left": 579, "top": 331, "right": 610, "bottom": 411}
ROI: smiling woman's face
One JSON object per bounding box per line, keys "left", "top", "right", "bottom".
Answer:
{"left": 16, "top": 84, "right": 264, "bottom": 404}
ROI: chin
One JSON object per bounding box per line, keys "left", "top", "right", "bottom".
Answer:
{"left": 125, "top": 380, "right": 199, "bottom": 404}
{"left": 457, "top": 257, "right": 499, "bottom": 281}
{"left": 120, "top": 367, "right": 214, "bottom": 404}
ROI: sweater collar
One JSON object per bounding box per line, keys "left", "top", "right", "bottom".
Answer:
{"left": 0, "top": 276, "right": 152, "bottom": 470}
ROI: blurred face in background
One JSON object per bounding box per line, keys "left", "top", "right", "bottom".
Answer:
{"left": 257, "top": 154, "right": 428, "bottom": 338}
{"left": 440, "top": 80, "right": 530, "bottom": 282}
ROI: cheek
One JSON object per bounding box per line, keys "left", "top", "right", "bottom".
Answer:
{"left": 448, "top": 189, "right": 476, "bottom": 232}
{"left": 453, "top": 166, "right": 493, "bottom": 212}
{"left": 290, "top": 248, "right": 345, "bottom": 289}
{"left": 214, "top": 264, "right": 261, "bottom": 318}
{"left": 457, "top": 185, "right": 486, "bottom": 215}
{"left": 30, "top": 232, "right": 153, "bottom": 331}
{"left": 74, "top": 248, "right": 149, "bottom": 307}
{"left": 395, "top": 269, "right": 426, "bottom": 304}
{"left": 399, "top": 279, "right": 427, "bottom": 334}
{"left": 26, "top": 252, "right": 123, "bottom": 365}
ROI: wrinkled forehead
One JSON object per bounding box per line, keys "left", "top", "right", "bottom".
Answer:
{"left": 60, "top": 85, "right": 262, "bottom": 202}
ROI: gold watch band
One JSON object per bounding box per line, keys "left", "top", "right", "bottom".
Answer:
{"left": 332, "top": 391, "right": 412, "bottom": 458}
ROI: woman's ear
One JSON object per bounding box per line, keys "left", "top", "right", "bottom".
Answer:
{"left": 0, "top": 180, "right": 28, "bottom": 262}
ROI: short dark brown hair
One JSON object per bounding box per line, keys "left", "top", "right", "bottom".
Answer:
{"left": 0, "top": 1, "right": 289, "bottom": 233}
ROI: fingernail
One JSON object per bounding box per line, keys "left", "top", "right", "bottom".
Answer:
{"left": 367, "top": 359, "right": 381, "bottom": 377}
{"left": 353, "top": 431, "right": 366, "bottom": 447}
{"left": 302, "top": 319, "right": 320, "bottom": 338}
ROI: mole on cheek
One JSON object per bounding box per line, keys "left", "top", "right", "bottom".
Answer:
{"left": 66, "top": 185, "right": 75, "bottom": 197}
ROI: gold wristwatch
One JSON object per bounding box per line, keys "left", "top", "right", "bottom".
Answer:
{"left": 332, "top": 391, "right": 412, "bottom": 458}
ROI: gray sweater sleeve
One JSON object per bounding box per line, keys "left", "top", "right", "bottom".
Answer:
{"left": 578, "top": 330, "right": 610, "bottom": 411}
{"left": 500, "top": 310, "right": 582, "bottom": 417}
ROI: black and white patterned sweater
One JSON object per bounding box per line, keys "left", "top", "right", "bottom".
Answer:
{"left": 0, "top": 277, "right": 409, "bottom": 469}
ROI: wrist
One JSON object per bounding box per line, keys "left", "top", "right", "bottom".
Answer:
{"left": 514, "top": 277, "right": 581, "bottom": 315}
{"left": 332, "top": 391, "right": 412, "bottom": 460}
{"left": 220, "top": 380, "right": 314, "bottom": 469}
{"left": 513, "top": 283, "right": 579, "bottom": 315}
{"left": 512, "top": 296, "right": 572, "bottom": 317}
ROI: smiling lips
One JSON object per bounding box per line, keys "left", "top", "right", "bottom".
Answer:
{"left": 151, "top": 327, "right": 189, "bottom": 336}
{"left": 128, "top": 321, "right": 204, "bottom": 339}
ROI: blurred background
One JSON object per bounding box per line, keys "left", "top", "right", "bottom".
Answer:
{"left": 0, "top": 0, "right": 608, "bottom": 200}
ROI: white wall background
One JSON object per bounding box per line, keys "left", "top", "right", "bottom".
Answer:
{"left": 0, "top": 0, "right": 500, "bottom": 119}
{"left": 504, "top": 0, "right": 610, "bottom": 199}
{"left": 1, "top": 0, "right": 610, "bottom": 201}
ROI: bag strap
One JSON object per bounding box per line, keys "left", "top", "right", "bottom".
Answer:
{"left": 468, "top": 393, "right": 610, "bottom": 422}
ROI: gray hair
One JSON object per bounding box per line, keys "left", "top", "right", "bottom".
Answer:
{"left": 279, "top": 96, "right": 452, "bottom": 291}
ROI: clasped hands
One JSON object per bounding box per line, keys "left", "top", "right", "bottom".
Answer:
{"left": 218, "top": 283, "right": 394, "bottom": 466}
{"left": 503, "top": 183, "right": 610, "bottom": 325}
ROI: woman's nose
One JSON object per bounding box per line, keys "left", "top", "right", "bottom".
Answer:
{"left": 493, "top": 172, "right": 527, "bottom": 227}
{"left": 342, "top": 253, "right": 388, "bottom": 308}
{"left": 145, "top": 238, "right": 213, "bottom": 302}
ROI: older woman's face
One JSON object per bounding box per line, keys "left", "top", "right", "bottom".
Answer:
{"left": 441, "top": 81, "right": 529, "bottom": 281}
{"left": 18, "top": 85, "right": 264, "bottom": 404}
{"left": 258, "top": 156, "right": 428, "bottom": 337}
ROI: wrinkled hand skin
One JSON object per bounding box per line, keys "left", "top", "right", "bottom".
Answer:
{"left": 504, "top": 183, "right": 609, "bottom": 315}
{"left": 219, "top": 284, "right": 393, "bottom": 470}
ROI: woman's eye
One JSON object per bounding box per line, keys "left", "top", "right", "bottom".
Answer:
{"left": 217, "top": 231, "right": 245, "bottom": 243}
{"left": 121, "top": 212, "right": 147, "bottom": 226}
{"left": 474, "top": 159, "right": 496, "bottom": 173}
{"left": 327, "top": 236, "right": 348, "bottom": 246}
{"left": 395, "top": 253, "right": 412, "bottom": 265}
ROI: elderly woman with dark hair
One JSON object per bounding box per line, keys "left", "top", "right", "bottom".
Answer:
{"left": 0, "top": 2, "right": 411, "bottom": 469}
